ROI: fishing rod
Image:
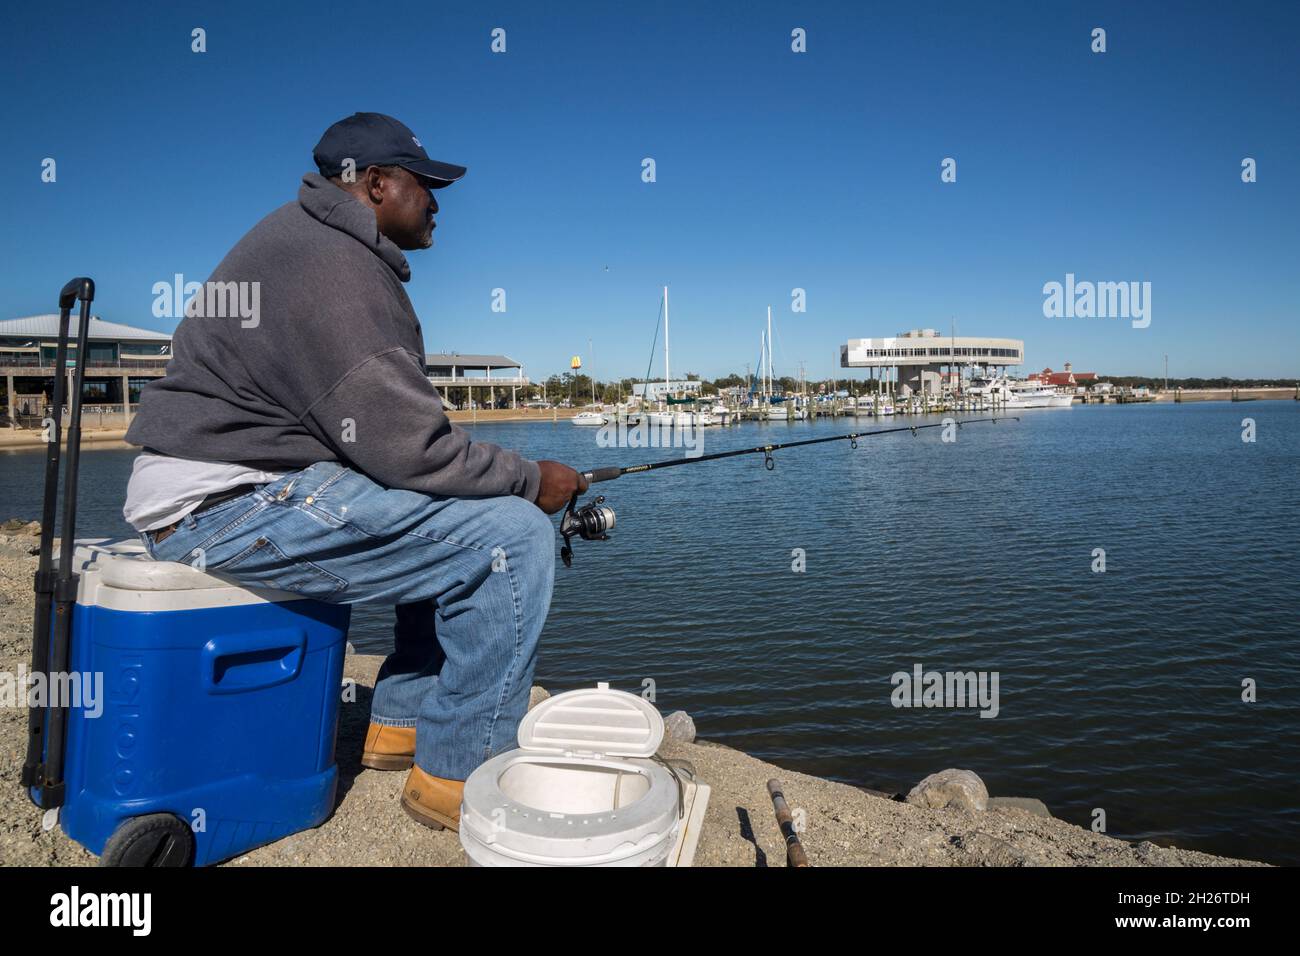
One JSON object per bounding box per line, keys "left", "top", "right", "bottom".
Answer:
{"left": 558, "top": 415, "right": 1017, "bottom": 566}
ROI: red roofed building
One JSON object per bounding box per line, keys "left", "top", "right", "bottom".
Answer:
{"left": 1031, "top": 362, "right": 1097, "bottom": 388}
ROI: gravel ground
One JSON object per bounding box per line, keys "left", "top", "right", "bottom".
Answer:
{"left": 0, "top": 528, "right": 1263, "bottom": 867}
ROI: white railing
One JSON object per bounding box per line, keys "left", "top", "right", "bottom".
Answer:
{"left": 427, "top": 375, "right": 529, "bottom": 387}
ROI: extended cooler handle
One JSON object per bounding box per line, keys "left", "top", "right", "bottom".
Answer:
{"left": 58, "top": 276, "right": 95, "bottom": 310}
{"left": 23, "top": 276, "right": 96, "bottom": 809}
{"left": 202, "top": 631, "right": 307, "bottom": 694}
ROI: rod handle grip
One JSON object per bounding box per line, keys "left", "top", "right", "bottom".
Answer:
{"left": 582, "top": 466, "right": 622, "bottom": 484}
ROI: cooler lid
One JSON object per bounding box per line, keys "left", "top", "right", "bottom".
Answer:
{"left": 53, "top": 537, "right": 302, "bottom": 610}
{"left": 517, "top": 682, "right": 664, "bottom": 758}
{"left": 55, "top": 538, "right": 236, "bottom": 591}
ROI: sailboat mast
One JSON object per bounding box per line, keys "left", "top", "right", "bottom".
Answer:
{"left": 663, "top": 285, "right": 670, "bottom": 399}
{"left": 766, "top": 306, "right": 773, "bottom": 399}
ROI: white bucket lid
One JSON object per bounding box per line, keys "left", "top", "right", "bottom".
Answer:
{"left": 517, "top": 683, "right": 664, "bottom": 758}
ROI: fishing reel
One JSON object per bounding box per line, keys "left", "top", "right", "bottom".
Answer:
{"left": 559, "top": 493, "right": 616, "bottom": 568}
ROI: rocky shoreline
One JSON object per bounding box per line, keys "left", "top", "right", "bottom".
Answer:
{"left": 0, "top": 524, "right": 1264, "bottom": 867}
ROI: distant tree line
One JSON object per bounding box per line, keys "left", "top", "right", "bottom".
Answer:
{"left": 1103, "top": 376, "right": 1298, "bottom": 389}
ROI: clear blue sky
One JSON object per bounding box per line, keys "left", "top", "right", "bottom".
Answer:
{"left": 2, "top": 1, "right": 1296, "bottom": 381}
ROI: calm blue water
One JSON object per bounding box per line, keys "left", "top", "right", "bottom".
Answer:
{"left": 3, "top": 401, "right": 1297, "bottom": 863}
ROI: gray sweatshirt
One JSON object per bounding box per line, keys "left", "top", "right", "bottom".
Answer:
{"left": 125, "top": 174, "right": 541, "bottom": 502}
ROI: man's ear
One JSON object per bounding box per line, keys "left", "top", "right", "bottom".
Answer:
{"left": 364, "top": 165, "right": 387, "bottom": 205}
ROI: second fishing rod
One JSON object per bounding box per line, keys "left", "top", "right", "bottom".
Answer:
{"left": 558, "top": 415, "right": 1018, "bottom": 566}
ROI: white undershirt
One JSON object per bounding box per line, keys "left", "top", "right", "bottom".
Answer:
{"left": 122, "top": 452, "right": 287, "bottom": 532}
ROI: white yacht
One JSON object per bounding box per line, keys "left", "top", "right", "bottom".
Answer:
{"left": 571, "top": 410, "right": 607, "bottom": 426}
{"left": 856, "top": 395, "right": 890, "bottom": 415}
{"left": 764, "top": 399, "right": 806, "bottom": 421}
{"left": 1010, "top": 379, "right": 1075, "bottom": 408}
{"left": 647, "top": 406, "right": 712, "bottom": 427}
{"left": 691, "top": 408, "right": 718, "bottom": 426}
{"left": 967, "top": 375, "right": 1073, "bottom": 409}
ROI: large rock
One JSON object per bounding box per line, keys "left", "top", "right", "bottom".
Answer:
{"left": 663, "top": 710, "right": 696, "bottom": 744}
{"left": 906, "top": 769, "right": 989, "bottom": 812}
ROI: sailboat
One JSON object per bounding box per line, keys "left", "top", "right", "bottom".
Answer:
{"left": 761, "top": 306, "right": 805, "bottom": 420}
{"left": 642, "top": 286, "right": 715, "bottom": 427}
{"left": 646, "top": 287, "right": 675, "bottom": 427}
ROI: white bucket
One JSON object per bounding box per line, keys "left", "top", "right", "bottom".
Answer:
{"left": 459, "top": 684, "right": 684, "bottom": 866}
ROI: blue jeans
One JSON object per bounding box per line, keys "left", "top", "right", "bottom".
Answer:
{"left": 140, "top": 461, "right": 556, "bottom": 780}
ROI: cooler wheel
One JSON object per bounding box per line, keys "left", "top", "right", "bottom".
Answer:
{"left": 100, "top": 813, "right": 194, "bottom": 867}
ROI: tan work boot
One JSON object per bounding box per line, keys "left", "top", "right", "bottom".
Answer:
{"left": 401, "top": 765, "right": 464, "bottom": 832}
{"left": 361, "top": 722, "right": 416, "bottom": 771}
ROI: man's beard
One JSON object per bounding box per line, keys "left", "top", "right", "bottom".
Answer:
{"left": 396, "top": 224, "right": 434, "bottom": 250}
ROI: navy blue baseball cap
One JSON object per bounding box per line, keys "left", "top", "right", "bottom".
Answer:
{"left": 313, "top": 112, "right": 466, "bottom": 188}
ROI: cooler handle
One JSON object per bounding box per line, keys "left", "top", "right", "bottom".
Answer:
{"left": 201, "top": 630, "right": 307, "bottom": 694}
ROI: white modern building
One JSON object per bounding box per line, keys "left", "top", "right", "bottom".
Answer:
{"left": 632, "top": 380, "right": 704, "bottom": 401}
{"left": 841, "top": 329, "right": 1024, "bottom": 396}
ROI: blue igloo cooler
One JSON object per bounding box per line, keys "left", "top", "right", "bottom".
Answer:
{"left": 40, "top": 538, "right": 351, "bottom": 866}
